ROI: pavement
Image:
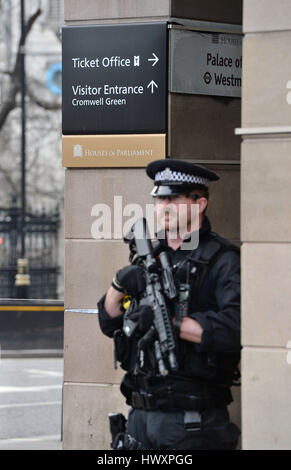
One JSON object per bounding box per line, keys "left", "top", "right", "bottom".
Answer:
{"left": 0, "top": 435, "right": 62, "bottom": 450}
{"left": 0, "top": 356, "right": 63, "bottom": 450}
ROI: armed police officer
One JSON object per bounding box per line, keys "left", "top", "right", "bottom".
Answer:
{"left": 98, "top": 159, "right": 241, "bottom": 450}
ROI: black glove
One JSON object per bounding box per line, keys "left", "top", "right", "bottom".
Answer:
{"left": 113, "top": 265, "right": 146, "bottom": 297}
{"left": 127, "top": 304, "right": 154, "bottom": 336}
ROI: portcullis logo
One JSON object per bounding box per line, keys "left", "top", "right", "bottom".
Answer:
{"left": 73, "top": 144, "right": 83, "bottom": 158}
{"left": 212, "top": 33, "right": 219, "bottom": 44}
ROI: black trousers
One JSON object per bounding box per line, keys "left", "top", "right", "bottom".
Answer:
{"left": 127, "top": 406, "right": 240, "bottom": 450}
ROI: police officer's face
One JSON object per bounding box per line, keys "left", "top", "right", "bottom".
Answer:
{"left": 155, "top": 194, "right": 203, "bottom": 236}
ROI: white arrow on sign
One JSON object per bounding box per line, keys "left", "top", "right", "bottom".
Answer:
{"left": 147, "top": 80, "right": 158, "bottom": 94}
{"left": 148, "top": 52, "right": 159, "bottom": 67}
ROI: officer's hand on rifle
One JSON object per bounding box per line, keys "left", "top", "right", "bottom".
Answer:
{"left": 112, "top": 265, "right": 146, "bottom": 297}
{"left": 126, "top": 304, "right": 154, "bottom": 336}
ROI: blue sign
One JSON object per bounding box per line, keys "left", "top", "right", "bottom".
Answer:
{"left": 46, "top": 63, "right": 62, "bottom": 95}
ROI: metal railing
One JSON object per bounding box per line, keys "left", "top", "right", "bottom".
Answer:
{"left": 0, "top": 200, "right": 60, "bottom": 298}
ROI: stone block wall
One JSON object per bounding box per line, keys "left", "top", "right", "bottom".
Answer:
{"left": 241, "top": 0, "right": 291, "bottom": 450}
{"left": 62, "top": 0, "right": 242, "bottom": 449}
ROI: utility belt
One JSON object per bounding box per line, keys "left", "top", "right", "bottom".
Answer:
{"left": 130, "top": 389, "right": 232, "bottom": 412}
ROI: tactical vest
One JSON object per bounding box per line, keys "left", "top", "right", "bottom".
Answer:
{"left": 114, "top": 232, "right": 240, "bottom": 385}
{"left": 173, "top": 231, "right": 240, "bottom": 290}
{"left": 171, "top": 232, "right": 241, "bottom": 388}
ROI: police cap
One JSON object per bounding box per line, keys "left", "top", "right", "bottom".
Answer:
{"left": 146, "top": 159, "right": 219, "bottom": 197}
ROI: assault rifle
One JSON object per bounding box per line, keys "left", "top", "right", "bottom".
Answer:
{"left": 123, "top": 217, "right": 179, "bottom": 376}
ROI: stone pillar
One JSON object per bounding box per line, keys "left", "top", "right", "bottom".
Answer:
{"left": 240, "top": 0, "right": 291, "bottom": 450}
{"left": 62, "top": 0, "right": 242, "bottom": 449}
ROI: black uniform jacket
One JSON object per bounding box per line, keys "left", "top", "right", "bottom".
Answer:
{"left": 98, "top": 216, "right": 241, "bottom": 401}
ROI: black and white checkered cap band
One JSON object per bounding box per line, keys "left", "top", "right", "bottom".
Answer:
{"left": 155, "top": 168, "right": 207, "bottom": 186}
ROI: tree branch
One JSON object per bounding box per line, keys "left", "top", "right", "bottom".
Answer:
{"left": 0, "top": 8, "right": 42, "bottom": 130}
{"left": 14, "top": 8, "right": 42, "bottom": 82}
{"left": 0, "top": 69, "right": 14, "bottom": 76}
{"left": 0, "top": 162, "right": 19, "bottom": 193}
{"left": 0, "top": 83, "right": 18, "bottom": 129}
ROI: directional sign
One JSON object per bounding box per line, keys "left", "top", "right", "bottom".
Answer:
{"left": 62, "top": 23, "right": 168, "bottom": 135}
{"left": 147, "top": 80, "right": 158, "bottom": 94}
{"left": 148, "top": 53, "right": 159, "bottom": 67}
{"left": 170, "top": 28, "right": 242, "bottom": 98}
